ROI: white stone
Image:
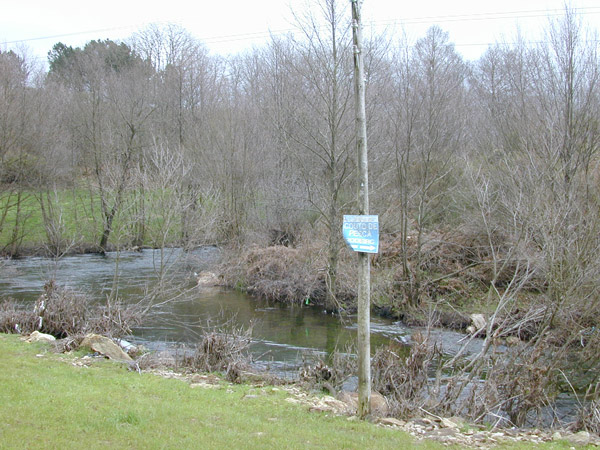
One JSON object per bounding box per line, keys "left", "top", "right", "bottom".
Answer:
{"left": 25, "top": 331, "right": 56, "bottom": 343}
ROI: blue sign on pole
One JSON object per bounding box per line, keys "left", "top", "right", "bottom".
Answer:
{"left": 343, "top": 215, "right": 379, "bottom": 254}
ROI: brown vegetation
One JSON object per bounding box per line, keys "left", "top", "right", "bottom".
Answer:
{"left": 0, "top": 280, "right": 142, "bottom": 339}
{"left": 220, "top": 242, "right": 357, "bottom": 311}
{"left": 181, "top": 323, "right": 253, "bottom": 383}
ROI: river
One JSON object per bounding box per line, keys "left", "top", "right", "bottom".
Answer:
{"left": 1, "top": 247, "right": 582, "bottom": 424}
{"left": 1, "top": 249, "right": 397, "bottom": 370}
{"left": 0, "top": 248, "right": 480, "bottom": 376}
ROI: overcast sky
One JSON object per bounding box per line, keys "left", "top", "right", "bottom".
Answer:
{"left": 2, "top": 0, "right": 600, "bottom": 66}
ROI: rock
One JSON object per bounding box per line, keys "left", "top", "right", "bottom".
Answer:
{"left": 322, "top": 396, "right": 349, "bottom": 410}
{"left": 552, "top": 431, "right": 562, "bottom": 441}
{"left": 441, "top": 417, "right": 461, "bottom": 429}
{"left": 337, "top": 391, "right": 389, "bottom": 416}
{"left": 426, "top": 427, "right": 460, "bottom": 442}
{"left": 80, "top": 334, "right": 132, "bottom": 362}
{"left": 377, "top": 417, "right": 406, "bottom": 427}
{"left": 565, "top": 431, "right": 592, "bottom": 446}
{"left": 196, "top": 271, "right": 219, "bottom": 287}
{"left": 470, "top": 313, "right": 487, "bottom": 331}
{"left": 24, "top": 331, "right": 56, "bottom": 343}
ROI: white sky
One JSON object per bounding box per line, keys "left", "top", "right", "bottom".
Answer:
{"left": 2, "top": 0, "right": 600, "bottom": 67}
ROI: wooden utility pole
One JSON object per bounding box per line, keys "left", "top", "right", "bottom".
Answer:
{"left": 351, "top": 0, "right": 371, "bottom": 419}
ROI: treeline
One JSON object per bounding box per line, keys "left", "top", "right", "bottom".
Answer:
{"left": 1, "top": 1, "right": 600, "bottom": 319}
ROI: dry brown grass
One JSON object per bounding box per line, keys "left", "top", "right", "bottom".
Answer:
{"left": 371, "top": 332, "right": 441, "bottom": 418}
{"left": 0, "top": 299, "right": 38, "bottom": 333}
{"left": 299, "top": 346, "right": 357, "bottom": 393}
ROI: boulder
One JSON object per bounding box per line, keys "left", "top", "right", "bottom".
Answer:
{"left": 565, "top": 431, "right": 593, "bottom": 446}
{"left": 80, "top": 334, "right": 132, "bottom": 362}
{"left": 24, "top": 331, "right": 56, "bottom": 343}
{"left": 337, "top": 391, "right": 389, "bottom": 417}
{"left": 196, "top": 271, "right": 219, "bottom": 287}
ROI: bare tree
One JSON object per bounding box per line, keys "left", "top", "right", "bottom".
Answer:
{"left": 132, "top": 24, "right": 228, "bottom": 248}
{"left": 278, "top": 0, "right": 355, "bottom": 311}
{"left": 0, "top": 50, "right": 50, "bottom": 255}
{"left": 48, "top": 40, "right": 156, "bottom": 252}
{"left": 385, "top": 26, "right": 468, "bottom": 306}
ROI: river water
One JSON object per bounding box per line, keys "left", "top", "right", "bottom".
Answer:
{"left": 0, "top": 249, "right": 396, "bottom": 370}
{"left": 1, "top": 248, "right": 584, "bottom": 425}
{"left": 0, "top": 248, "right": 480, "bottom": 375}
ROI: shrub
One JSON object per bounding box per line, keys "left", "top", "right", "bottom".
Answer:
{"left": 0, "top": 280, "right": 143, "bottom": 339}
{"left": 182, "top": 322, "right": 253, "bottom": 383}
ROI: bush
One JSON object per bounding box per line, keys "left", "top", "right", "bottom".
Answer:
{"left": 182, "top": 323, "right": 253, "bottom": 383}
{"left": 221, "top": 245, "right": 326, "bottom": 305}
{"left": 0, "top": 299, "right": 38, "bottom": 333}
{"left": 0, "top": 280, "right": 143, "bottom": 339}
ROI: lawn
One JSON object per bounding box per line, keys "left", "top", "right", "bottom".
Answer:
{"left": 0, "top": 334, "right": 427, "bottom": 449}
{"left": 0, "top": 334, "right": 588, "bottom": 449}
{"left": 0, "top": 188, "right": 183, "bottom": 253}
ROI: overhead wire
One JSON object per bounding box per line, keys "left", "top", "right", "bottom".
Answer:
{"left": 2, "top": 6, "right": 600, "bottom": 61}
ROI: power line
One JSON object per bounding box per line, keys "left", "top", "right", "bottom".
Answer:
{"left": 3, "top": 5, "right": 600, "bottom": 64}
{"left": 368, "top": 6, "right": 600, "bottom": 28}
{"left": 4, "top": 6, "right": 599, "bottom": 48}
{"left": 2, "top": 25, "right": 142, "bottom": 46}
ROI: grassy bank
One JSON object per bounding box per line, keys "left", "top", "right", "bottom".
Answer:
{"left": 0, "top": 334, "right": 587, "bottom": 449}
{"left": 0, "top": 334, "right": 422, "bottom": 449}
{"left": 0, "top": 188, "right": 184, "bottom": 255}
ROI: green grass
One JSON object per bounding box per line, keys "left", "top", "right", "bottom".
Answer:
{"left": 0, "top": 188, "right": 185, "bottom": 252}
{"left": 0, "top": 189, "right": 99, "bottom": 249}
{"left": 0, "top": 334, "right": 426, "bottom": 449}
{"left": 0, "top": 334, "right": 585, "bottom": 449}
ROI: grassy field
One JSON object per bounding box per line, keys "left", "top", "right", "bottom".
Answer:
{"left": 0, "top": 188, "right": 183, "bottom": 253}
{"left": 0, "top": 334, "right": 586, "bottom": 449}
{"left": 0, "top": 334, "right": 422, "bottom": 449}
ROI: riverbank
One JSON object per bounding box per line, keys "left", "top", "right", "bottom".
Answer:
{"left": 217, "top": 240, "right": 600, "bottom": 432}
{"left": 2, "top": 333, "right": 598, "bottom": 449}
{"left": 2, "top": 241, "right": 599, "bottom": 434}
{"left": 0, "top": 333, "right": 420, "bottom": 449}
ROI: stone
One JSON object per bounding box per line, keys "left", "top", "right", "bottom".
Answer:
{"left": 80, "top": 334, "right": 133, "bottom": 362}
{"left": 552, "top": 431, "right": 562, "bottom": 441}
{"left": 426, "top": 427, "right": 460, "bottom": 442}
{"left": 24, "top": 331, "right": 56, "bottom": 343}
{"left": 470, "top": 313, "right": 487, "bottom": 331}
{"left": 337, "top": 391, "right": 389, "bottom": 416}
{"left": 196, "top": 271, "right": 219, "bottom": 287}
{"left": 377, "top": 417, "right": 406, "bottom": 427}
{"left": 565, "top": 431, "right": 591, "bottom": 446}
{"left": 322, "top": 397, "right": 350, "bottom": 412}
{"left": 441, "top": 418, "right": 461, "bottom": 429}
